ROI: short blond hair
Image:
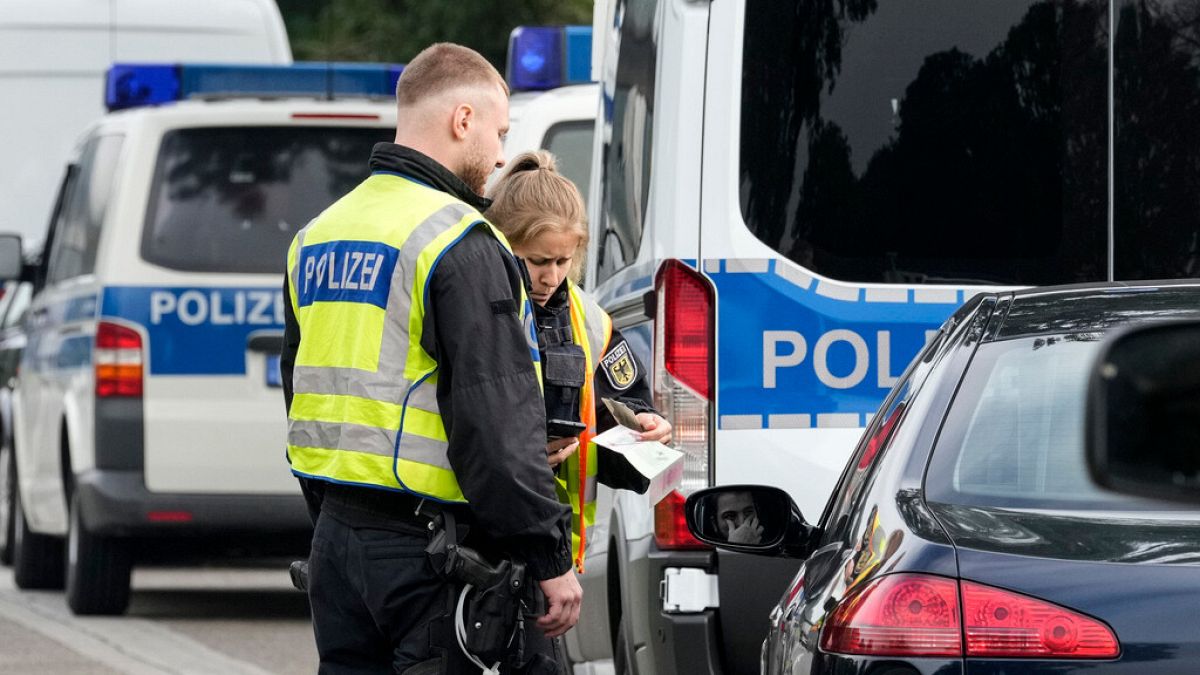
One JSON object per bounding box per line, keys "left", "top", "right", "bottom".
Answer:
{"left": 486, "top": 151, "right": 588, "bottom": 281}
{"left": 395, "top": 43, "right": 508, "bottom": 107}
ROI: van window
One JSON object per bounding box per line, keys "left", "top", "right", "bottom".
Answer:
{"left": 1113, "top": 0, "right": 1200, "bottom": 279}
{"left": 596, "top": 0, "right": 658, "bottom": 284}
{"left": 47, "top": 134, "right": 125, "bottom": 283}
{"left": 542, "top": 120, "right": 594, "bottom": 205}
{"left": 141, "top": 126, "right": 391, "bottom": 274}
{"left": 740, "top": 0, "right": 1109, "bottom": 286}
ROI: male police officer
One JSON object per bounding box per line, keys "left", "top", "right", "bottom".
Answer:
{"left": 281, "top": 43, "right": 580, "bottom": 673}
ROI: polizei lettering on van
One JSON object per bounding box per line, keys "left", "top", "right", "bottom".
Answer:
{"left": 706, "top": 260, "right": 966, "bottom": 430}
{"left": 150, "top": 290, "right": 283, "bottom": 326}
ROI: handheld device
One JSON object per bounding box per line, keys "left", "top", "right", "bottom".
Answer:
{"left": 548, "top": 418, "right": 586, "bottom": 440}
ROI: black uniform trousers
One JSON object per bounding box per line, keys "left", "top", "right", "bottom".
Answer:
{"left": 307, "top": 487, "right": 565, "bottom": 675}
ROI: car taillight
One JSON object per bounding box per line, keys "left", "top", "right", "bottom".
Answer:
{"left": 820, "top": 573, "right": 1121, "bottom": 659}
{"left": 96, "top": 321, "right": 143, "bottom": 397}
{"left": 653, "top": 489, "right": 708, "bottom": 549}
{"left": 653, "top": 260, "right": 715, "bottom": 549}
{"left": 961, "top": 581, "right": 1120, "bottom": 658}
{"left": 822, "top": 573, "right": 962, "bottom": 656}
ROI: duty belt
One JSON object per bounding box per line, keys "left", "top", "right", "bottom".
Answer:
{"left": 321, "top": 483, "right": 469, "bottom": 532}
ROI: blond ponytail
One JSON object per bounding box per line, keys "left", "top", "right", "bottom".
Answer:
{"left": 486, "top": 150, "right": 588, "bottom": 281}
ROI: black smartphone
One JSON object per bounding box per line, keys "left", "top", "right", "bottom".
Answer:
{"left": 547, "top": 418, "right": 586, "bottom": 440}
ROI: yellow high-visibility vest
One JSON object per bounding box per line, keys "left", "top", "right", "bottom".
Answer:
{"left": 285, "top": 173, "right": 541, "bottom": 502}
{"left": 558, "top": 282, "right": 613, "bottom": 571}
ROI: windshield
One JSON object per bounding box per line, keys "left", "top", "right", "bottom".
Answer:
{"left": 925, "top": 335, "right": 1178, "bottom": 511}
{"left": 141, "top": 126, "right": 391, "bottom": 274}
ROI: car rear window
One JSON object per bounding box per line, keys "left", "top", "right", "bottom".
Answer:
{"left": 141, "top": 126, "right": 391, "bottom": 274}
{"left": 926, "top": 335, "right": 1173, "bottom": 511}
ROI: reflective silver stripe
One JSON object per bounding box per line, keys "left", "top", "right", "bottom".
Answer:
{"left": 289, "top": 223, "right": 312, "bottom": 301}
{"left": 288, "top": 419, "right": 395, "bottom": 457}
{"left": 584, "top": 475, "right": 598, "bottom": 500}
{"left": 288, "top": 419, "right": 452, "bottom": 469}
{"left": 292, "top": 366, "right": 412, "bottom": 403}
{"left": 574, "top": 288, "right": 612, "bottom": 364}
{"left": 581, "top": 302, "right": 609, "bottom": 359}
{"left": 380, "top": 203, "right": 477, "bottom": 378}
{"left": 406, "top": 379, "right": 439, "bottom": 412}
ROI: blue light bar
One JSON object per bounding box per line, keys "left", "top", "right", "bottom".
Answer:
{"left": 507, "top": 26, "right": 593, "bottom": 92}
{"left": 105, "top": 62, "right": 406, "bottom": 111}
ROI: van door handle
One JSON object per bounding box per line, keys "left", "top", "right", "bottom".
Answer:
{"left": 247, "top": 334, "right": 284, "bottom": 353}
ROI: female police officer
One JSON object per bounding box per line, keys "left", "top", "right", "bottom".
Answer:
{"left": 486, "top": 151, "right": 672, "bottom": 575}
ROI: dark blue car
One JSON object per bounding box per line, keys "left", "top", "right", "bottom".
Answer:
{"left": 687, "top": 282, "right": 1200, "bottom": 674}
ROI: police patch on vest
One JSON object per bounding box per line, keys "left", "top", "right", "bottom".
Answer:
{"left": 297, "top": 240, "right": 399, "bottom": 309}
{"left": 600, "top": 340, "right": 637, "bottom": 390}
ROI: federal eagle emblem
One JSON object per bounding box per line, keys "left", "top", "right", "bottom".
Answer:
{"left": 600, "top": 341, "right": 638, "bottom": 390}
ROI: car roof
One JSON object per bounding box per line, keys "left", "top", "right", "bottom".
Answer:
{"left": 987, "top": 280, "right": 1200, "bottom": 340}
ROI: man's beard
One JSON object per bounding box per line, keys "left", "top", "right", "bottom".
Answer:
{"left": 456, "top": 141, "right": 492, "bottom": 196}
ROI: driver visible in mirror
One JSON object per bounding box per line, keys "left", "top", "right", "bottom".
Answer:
{"left": 716, "top": 491, "right": 763, "bottom": 544}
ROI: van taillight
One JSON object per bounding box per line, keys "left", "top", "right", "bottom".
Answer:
{"left": 820, "top": 573, "right": 1120, "bottom": 659}
{"left": 652, "top": 260, "right": 715, "bottom": 549}
{"left": 95, "top": 321, "right": 143, "bottom": 398}
{"left": 653, "top": 489, "right": 708, "bottom": 550}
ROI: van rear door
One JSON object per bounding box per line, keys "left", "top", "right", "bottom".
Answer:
{"left": 124, "top": 124, "right": 391, "bottom": 495}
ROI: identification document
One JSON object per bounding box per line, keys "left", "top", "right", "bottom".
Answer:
{"left": 593, "top": 399, "right": 684, "bottom": 505}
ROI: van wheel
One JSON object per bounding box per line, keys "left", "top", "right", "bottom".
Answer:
{"left": 66, "top": 493, "right": 131, "bottom": 615}
{"left": 614, "top": 615, "right": 632, "bottom": 675}
{"left": 11, "top": 484, "right": 64, "bottom": 589}
{"left": 0, "top": 438, "right": 14, "bottom": 565}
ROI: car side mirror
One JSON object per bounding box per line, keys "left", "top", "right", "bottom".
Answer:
{"left": 0, "top": 234, "right": 22, "bottom": 281}
{"left": 684, "top": 485, "right": 816, "bottom": 558}
{"left": 1087, "top": 321, "right": 1200, "bottom": 504}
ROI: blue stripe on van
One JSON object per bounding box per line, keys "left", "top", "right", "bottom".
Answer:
{"left": 709, "top": 261, "right": 964, "bottom": 427}
{"left": 102, "top": 286, "right": 284, "bottom": 376}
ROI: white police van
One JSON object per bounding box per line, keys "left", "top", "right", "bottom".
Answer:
{"left": 573, "top": 0, "right": 1197, "bottom": 672}
{"left": 4, "top": 63, "right": 398, "bottom": 615}
{"left": 499, "top": 26, "right": 599, "bottom": 208}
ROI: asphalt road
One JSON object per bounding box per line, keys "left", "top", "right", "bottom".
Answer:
{"left": 0, "top": 565, "right": 317, "bottom": 674}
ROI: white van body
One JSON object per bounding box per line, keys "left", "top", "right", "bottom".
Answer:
{"left": 0, "top": 0, "right": 292, "bottom": 251}
{"left": 501, "top": 83, "right": 599, "bottom": 206}
{"left": 9, "top": 89, "right": 396, "bottom": 614}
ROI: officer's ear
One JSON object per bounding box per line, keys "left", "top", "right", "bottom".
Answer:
{"left": 451, "top": 102, "right": 474, "bottom": 141}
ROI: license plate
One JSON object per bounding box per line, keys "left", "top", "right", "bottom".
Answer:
{"left": 265, "top": 354, "right": 282, "bottom": 387}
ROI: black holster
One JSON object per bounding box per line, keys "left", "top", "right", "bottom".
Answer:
{"left": 425, "top": 510, "right": 531, "bottom": 667}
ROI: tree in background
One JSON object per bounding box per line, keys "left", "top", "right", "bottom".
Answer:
{"left": 277, "top": 0, "right": 592, "bottom": 71}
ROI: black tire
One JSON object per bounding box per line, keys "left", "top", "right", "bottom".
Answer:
{"left": 0, "top": 438, "right": 14, "bottom": 565}
{"left": 11, "top": 483, "right": 64, "bottom": 589}
{"left": 614, "top": 612, "right": 632, "bottom": 675}
{"left": 66, "top": 492, "right": 131, "bottom": 615}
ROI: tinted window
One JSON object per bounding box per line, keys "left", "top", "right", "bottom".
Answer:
{"left": 741, "top": 0, "right": 1108, "bottom": 285}
{"left": 47, "top": 134, "right": 125, "bottom": 283}
{"left": 927, "top": 336, "right": 1159, "bottom": 510}
{"left": 1113, "top": 0, "right": 1200, "bottom": 279}
{"left": 596, "top": 0, "right": 657, "bottom": 284}
{"left": 542, "top": 120, "right": 594, "bottom": 205}
{"left": 142, "top": 127, "right": 390, "bottom": 274}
